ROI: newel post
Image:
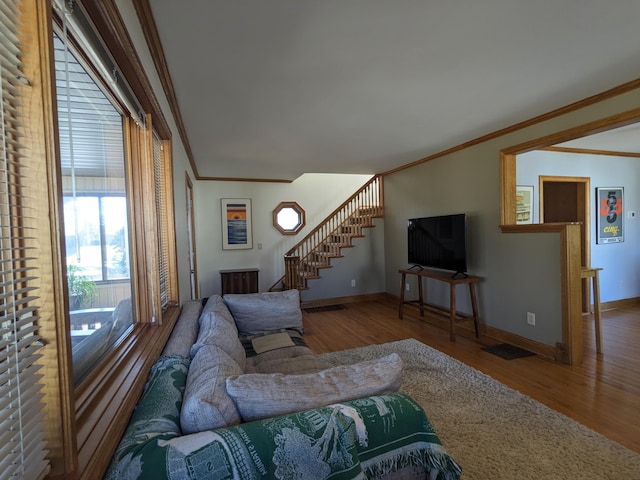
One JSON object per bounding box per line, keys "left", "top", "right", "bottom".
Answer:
{"left": 284, "top": 255, "right": 300, "bottom": 290}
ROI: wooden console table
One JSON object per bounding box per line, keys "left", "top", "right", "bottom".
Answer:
{"left": 398, "top": 268, "right": 481, "bottom": 341}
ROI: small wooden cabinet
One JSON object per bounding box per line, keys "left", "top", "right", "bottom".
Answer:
{"left": 220, "top": 268, "right": 259, "bottom": 295}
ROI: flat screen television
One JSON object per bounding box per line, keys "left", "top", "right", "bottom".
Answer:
{"left": 407, "top": 213, "right": 468, "bottom": 275}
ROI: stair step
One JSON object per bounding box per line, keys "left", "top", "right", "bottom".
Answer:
{"left": 348, "top": 218, "right": 374, "bottom": 226}
{"left": 325, "top": 244, "right": 353, "bottom": 249}
{"left": 301, "top": 264, "right": 331, "bottom": 271}
{"left": 314, "top": 255, "right": 344, "bottom": 261}
{"left": 313, "top": 251, "right": 341, "bottom": 258}
{"left": 323, "top": 241, "right": 351, "bottom": 248}
{"left": 357, "top": 206, "right": 381, "bottom": 215}
{"left": 330, "top": 232, "right": 353, "bottom": 239}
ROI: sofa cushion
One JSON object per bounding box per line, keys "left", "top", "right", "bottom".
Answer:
{"left": 246, "top": 353, "right": 322, "bottom": 375}
{"left": 244, "top": 344, "right": 320, "bottom": 374}
{"left": 226, "top": 353, "right": 403, "bottom": 422}
{"left": 223, "top": 289, "right": 303, "bottom": 336}
{"left": 181, "top": 345, "right": 243, "bottom": 434}
{"left": 201, "top": 294, "right": 236, "bottom": 326}
{"left": 190, "top": 307, "right": 246, "bottom": 370}
{"left": 161, "top": 300, "right": 203, "bottom": 357}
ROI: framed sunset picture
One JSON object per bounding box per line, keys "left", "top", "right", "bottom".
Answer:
{"left": 221, "top": 198, "right": 253, "bottom": 249}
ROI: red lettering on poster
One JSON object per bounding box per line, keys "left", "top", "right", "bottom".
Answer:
{"left": 600, "top": 198, "right": 622, "bottom": 216}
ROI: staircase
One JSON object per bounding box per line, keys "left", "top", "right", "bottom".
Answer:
{"left": 270, "top": 175, "right": 384, "bottom": 292}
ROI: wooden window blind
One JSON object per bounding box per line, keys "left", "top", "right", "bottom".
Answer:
{"left": 0, "top": 1, "right": 51, "bottom": 479}
{"left": 153, "top": 133, "right": 169, "bottom": 309}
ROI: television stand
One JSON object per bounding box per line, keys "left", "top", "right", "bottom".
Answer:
{"left": 451, "top": 271, "right": 468, "bottom": 279}
{"left": 398, "top": 268, "right": 481, "bottom": 342}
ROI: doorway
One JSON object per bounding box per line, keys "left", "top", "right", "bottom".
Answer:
{"left": 185, "top": 173, "right": 199, "bottom": 299}
{"left": 539, "top": 175, "right": 590, "bottom": 310}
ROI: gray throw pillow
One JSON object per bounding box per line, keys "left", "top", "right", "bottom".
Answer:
{"left": 181, "top": 345, "right": 242, "bottom": 434}
{"left": 245, "top": 353, "right": 322, "bottom": 375}
{"left": 223, "top": 289, "right": 304, "bottom": 336}
{"left": 225, "top": 353, "right": 403, "bottom": 422}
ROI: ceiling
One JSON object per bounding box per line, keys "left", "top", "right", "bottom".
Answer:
{"left": 146, "top": 0, "right": 640, "bottom": 181}
{"left": 555, "top": 122, "right": 640, "bottom": 153}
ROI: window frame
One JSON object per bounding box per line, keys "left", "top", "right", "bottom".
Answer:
{"left": 273, "top": 201, "right": 306, "bottom": 235}
{"left": 63, "top": 193, "right": 131, "bottom": 283}
{"left": 20, "top": 1, "right": 180, "bottom": 477}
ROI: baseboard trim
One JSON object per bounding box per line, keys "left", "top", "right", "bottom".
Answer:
{"left": 480, "top": 324, "right": 558, "bottom": 360}
{"left": 601, "top": 296, "right": 640, "bottom": 311}
{"left": 301, "top": 292, "right": 387, "bottom": 309}
{"left": 384, "top": 292, "right": 557, "bottom": 360}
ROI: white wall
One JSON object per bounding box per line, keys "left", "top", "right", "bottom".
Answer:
{"left": 116, "top": 0, "right": 196, "bottom": 304}
{"left": 383, "top": 147, "right": 564, "bottom": 345}
{"left": 194, "top": 174, "right": 385, "bottom": 301}
{"left": 383, "top": 87, "right": 640, "bottom": 348}
{"left": 517, "top": 150, "right": 640, "bottom": 302}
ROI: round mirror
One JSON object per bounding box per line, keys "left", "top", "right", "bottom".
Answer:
{"left": 273, "top": 201, "right": 305, "bottom": 235}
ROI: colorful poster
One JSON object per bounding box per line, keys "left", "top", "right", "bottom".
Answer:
{"left": 596, "top": 187, "right": 623, "bottom": 244}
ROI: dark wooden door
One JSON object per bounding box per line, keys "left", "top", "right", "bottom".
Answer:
{"left": 543, "top": 182, "right": 578, "bottom": 222}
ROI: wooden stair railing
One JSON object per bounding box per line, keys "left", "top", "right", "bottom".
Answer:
{"left": 269, "top": 175, "right": 384, "bottom": 291}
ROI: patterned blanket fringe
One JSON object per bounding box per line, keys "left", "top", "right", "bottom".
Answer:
{"left": 363, "top": 444, "right": 462, "bottom": 480}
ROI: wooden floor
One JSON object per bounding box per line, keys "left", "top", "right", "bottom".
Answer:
{"left": 302, "top": 297, "right": 640, "bottom": 454}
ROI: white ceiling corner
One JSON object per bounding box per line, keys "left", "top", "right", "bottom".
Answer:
{"left": 148, "top": 0, "right": 640, "bottom": 180}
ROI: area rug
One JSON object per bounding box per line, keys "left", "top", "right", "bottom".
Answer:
{"left": 316, "top": 339, "right": 640, "bottom": 480}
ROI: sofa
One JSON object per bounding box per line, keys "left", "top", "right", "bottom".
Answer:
{"left": 105, "top": 290, "right": 461, "bottom": 480}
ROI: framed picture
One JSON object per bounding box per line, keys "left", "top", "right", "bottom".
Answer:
{"left": 596, "top": 187, "right": 623, "bottom": 244}
{"left": 221, "top": 198, "right": 253, "bottom": 249}
{"left": 516, "top": 186, "right": 534, "bottom": 224}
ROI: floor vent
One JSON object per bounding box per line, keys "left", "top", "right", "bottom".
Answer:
{"left": 303, "top": 304, "right": 347, "bottom": 314}
{"left": 482, "top": 343, "right": 535, "bottom": 360}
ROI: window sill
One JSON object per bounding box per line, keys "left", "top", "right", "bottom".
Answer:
{"left": 74, "top": 305, "right": 180, "bottom": 480}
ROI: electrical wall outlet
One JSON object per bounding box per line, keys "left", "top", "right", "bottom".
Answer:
{"left": 527, "top": 312, "right": 536, "bottom": 326}
{"left": 351, "top": 279, "right": 356, "bottom": 287}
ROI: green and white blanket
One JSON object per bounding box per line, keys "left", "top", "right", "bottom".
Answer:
{"left": 105, "top": 356, "right": 461, "bottom": 480}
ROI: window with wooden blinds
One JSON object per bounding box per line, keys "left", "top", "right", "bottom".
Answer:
{"left": 151, "top": 132, "right": 177, "bottom": 311}
{"left": 0, "top": 0, "right": 51, "bottom": 478}
{"left": 153, "top": 134, "right": 169, "bottom": 309}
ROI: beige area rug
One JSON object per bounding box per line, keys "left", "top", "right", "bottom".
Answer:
{"left": 316, "top": 338, "right": 640, "bottom": 480}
